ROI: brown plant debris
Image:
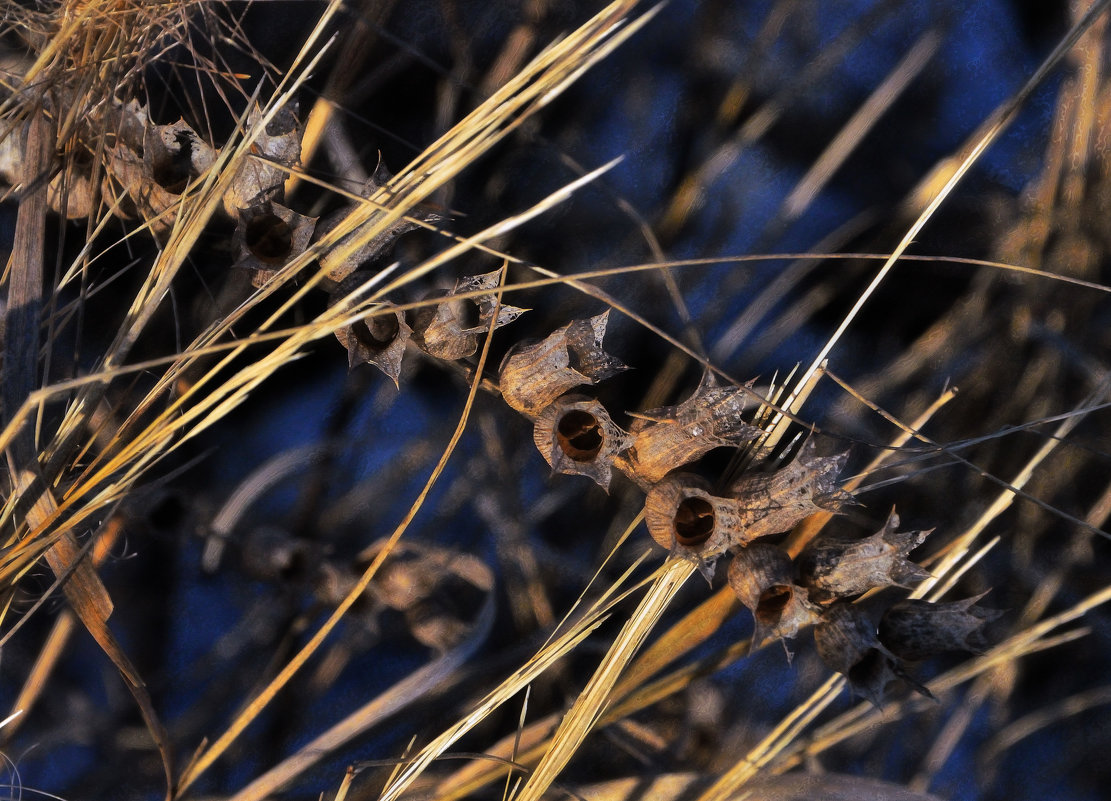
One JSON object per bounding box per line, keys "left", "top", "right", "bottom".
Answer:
{"left": 532, "top": 394, "right": 633, "bottom": 491}
{"left": 409, "top": 270, "right": 527, "bottom": 360}
{"left": 331, "top": 273, "right": 412, "bottom": 385}
{"left": 233, "top": 196, "right": 318, "bottom": 287}
{"left": 499, "top": 310, "right": 628, "bottom": 418}
{"left": 797, "top": 509, "right": 932, "bottom": 604}
{"left": 878, "top": 594, "right": 1003, "bottom": 661}
{"left": 727, "top": 542, "right": 820, "bottom": 653}
{"left": 222, "top": 102, "right": 303, "bottom": 215}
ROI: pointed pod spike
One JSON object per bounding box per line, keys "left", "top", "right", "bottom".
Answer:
{"left": 532, "top": 395, "right": 632, "bottom": 491}
{"left": 879, "top": 594, "right": 1003, "bottom": 661}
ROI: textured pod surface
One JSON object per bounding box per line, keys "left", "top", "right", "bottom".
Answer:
{"left": 620, "top": 372, "right": 762, "bottom": 485}
{"left": 728, "top": 439, "right": 853, "bottom": 540}
{"left": 533, "top": 394, "right": 633, "bottom": 491}
{"left": 331, "top": 281, "right": 412, "bottom": 386}
{"left": 222, "top": 103, "right": 302, "bottom": 215}
{"left": 798, "top": 509, "right": 931, "bottom": 603}
{"left": 499, "top": 311, "right": 627, "bottom": 417}
{"left": 410, "top": 270, "right": 527, "bottom": 360}
{"left": 232, "top": 198, "right": 317, "bottom": 287}
{"left": 728, "top": 542, "right": 819, "bottom": 645}
{"left": 879, "top": 594, "right": 1003, "bottom": 661}
{"left": 644, "top": 473, "right": 747, "bottom": 573}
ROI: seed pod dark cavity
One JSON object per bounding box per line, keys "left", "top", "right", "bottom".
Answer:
{"left": 798, "top": 509, "right": 931, "bottom": 603}
{"left": 499, "top": 311, "right": 627, "bottom": 418}
{"left": 233, "top": 197, "right": 317, "bottom": 287}
{"left": 879, "top": 594, "right": 1002, "bottom": 661}
{"left": 331, "top": 273, "right": 412, "bottom": 385}
{"left": 409, "top": 271, "right": 527, "bottom": 360}
{"left": 644, "top": 473, "right": 750, "bottom": 577}
{"left": 533, "top": 394, "right": 632, "bottom": 491}
{"left": 728, "top": 542, "right": 820, "bottom": 650}
{"left": 619, "top": 372, "right": 762, "bottom": 485}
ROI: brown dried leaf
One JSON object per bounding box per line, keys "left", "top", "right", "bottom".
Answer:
{"left": 232, "top": 197, "right": 317, "bottom": 287}
{"left": 878, "top": 593, "right": 1003, "bottom": 661}
{"left": 410, "top": 270, "right": 527, "bottom": 360}
{"left": 728, "top": 439, "right": 853, "bottom": 541}
{"left": 533, "top": 394, "right": 633, "bottom": 491}
{"left": 618, "top": 372, "right": 762, "bottom": 485}
{"left": 499, "top": 310, "right": 627, "bottom": 417}
{"left": 798, "top": 509, "right": 931, "bottom": 603}
{"left": 222, "top": 102, "right": 302, "bottom": 215}
{"left": 727, "top": 542, "right": 820, "bottom": 650}
{"left": 331, "top": 273, "right": 412, "bottom": 386}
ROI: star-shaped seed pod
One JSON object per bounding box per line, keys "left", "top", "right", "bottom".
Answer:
{"left": 878, "top": 594, "right": 1002, "bottom": 661}
{"left": 232, "top": 197, "right": 317, "bottom": 288}
{"left": 222, "top": 102, "right": 302, "bottom": 216}
{"left": 644, "top": 473, "right": 750, "bottom": 578}
{"left": 618, "top": 372, "right": 762, "bottom": 486}
{"left": 533, "top": 394, "right": 633, "bottom": 491}
{"left": 409, "top": 271, "right": 527, "bottom": 361}
{"left": 797, "top": 509, "right": 931, "bottom": 604}
{"left": 499, "top": 311, "right": 628, "bottom": 418}
{"left": 727, "top": 439, "right": 853, "bottom": 541}
{"left": 330, "top": 273, "right": 412, "bottom": 385}
{"left": 727, "top": 542, "right": 820, "bottom": 655}
{"left": 814, "top": 603, "right": 933, "bottom": 707}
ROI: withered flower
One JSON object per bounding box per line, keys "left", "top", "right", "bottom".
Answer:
{"left": 644, "top": 473, "right": 748, "bottom": 577}
{"left": 533, "top": 394, "right": 632, "bottom": 491}
{"left": 619, "top": 372, "right": 762, "bottom": 485}
{"left": 879, "top": 594, "right": 1002, "bottom": 661}
{"left": 232, "top": 197, "right": 317, "bottom": 288}
{"left": 409, "top": 270, "right": 527, "bottom": 360}
{"left": 330, "top": 273, "right": 412, "bottom": 386}
{"left": 728, "top": 439, "right": 853, "bottom": 541}
{"left": 798, "top": 509, "right": 931, "bottom": 604}
{"left": 727, "top": 542, "right": 820, "bottom": 652}
{"left": 814, "top": 603, "right": 933, "bottom": 707}
{"left": 499, "top": 311, "right": 627, "bottom": 418}
{"left": 222, "top": 102, "right": 302, "bottom": 216}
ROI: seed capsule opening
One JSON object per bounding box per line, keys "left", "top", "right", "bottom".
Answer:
{"left": 674, "top": 496, "right": 715, "bottom": 545}
{"left": 355, "top": 313, "right": 401, "bottom": 353}
{"left": 755, "top": 584, "right": 792, "bottom": 620}
{"left": 556, "top": 410, "right": 604, "bottom": 461}
{"left": 246, "top": 214, "right": 294, "bottom": 264}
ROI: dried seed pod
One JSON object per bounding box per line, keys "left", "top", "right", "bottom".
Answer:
{"left": 331, "top": 273, "right": 411, "bottom": 385}
{"left": 232, "top": 197, "right": 317, "bottom": 287}
{"left": 619, "top": 372, "right": 762, "bottom": 485}
{"left": 222, "top": 102, "right": 302, "bottom": 215}
{"left": 533, "top": 394, "right": 633, "bottom": 491}
{"left": 644, "top": 474, "right": 751, "bottom": 577}
{"left": 410, "top": 270, "right": 527, "bottom": 360}
{"left": 814, "top": 603, "right": 932, "bottom": 706}
{"left": 499, "top": 311, "right": 627, "bottom": 417}
{"left": 728, "top": 542, "right": 820, "bottom": 648}
{"left": 798, "top": 509, "right": 931, "bottom": 603}
{"left": 728, "top": 439, "right": 853, "bottom": 541}
{"left": 878, "top": 594, "right": 1002, "bottom": 661}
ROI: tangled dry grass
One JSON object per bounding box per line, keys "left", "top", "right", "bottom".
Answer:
{"left": 2, "top": 1, "right": 1111, "bottom": 800}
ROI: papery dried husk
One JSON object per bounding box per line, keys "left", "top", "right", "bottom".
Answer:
{"left": 410, "top": 270, "right": 527, "bottom": 360}
{"left": 619, "top": 372, "right": 762, "bottom": 485}
{"left": 331, "top": 273, "right": 411, "bottom": 385}
{"left": 798, "top": 509, "right": 931, "bottom": 604}
{"left": 222, "top": 102, "right": 302, "bottom": 215}
{"left": 728, "top": 439, "right": 853, "bottom": 541}
{"left": 499, "top": 310, "right": 627, "bottom": 417}
{"left": 644, "top": 474, "right": 748, "bottom": 576}
{"left": 728, "top": 542, "right": 820, "bottom": 647}
{"left": 814, "top": 603, "right": 932, "bottom": 706}
{"left": 878, "top": 593, "right": 1002, "bottom": 661}
{"left": 533, "top": 394, "right": 633, "bottom": 491}
{"left": 232, "top": 197, "right": 317, "bottom": 288}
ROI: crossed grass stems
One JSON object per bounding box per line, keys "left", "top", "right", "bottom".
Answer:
{"left": 2, "top": 1, "right": 1111, "bottom": 800}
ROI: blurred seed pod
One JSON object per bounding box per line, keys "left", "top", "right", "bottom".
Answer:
{"left": 330, "top": 273, "right": 412, "bottom": 385}
{"left": 727, "top": 439, "right": 853, "bottom": 541}
{"left": 644, "top": 473, "right": 747, "bottom": 575}
{"left": 232, "top": 197, "right": 317, "bottom": 288}
{"left": 728, "top": 542, "right": 820, "bottom": 649}
{"left": 317, "top": 160, "right": 445, "bottom": 285}
{"left": 499, "top": 310, "right": 627, "bottom": 417}
{"left": 619, "top": 372, "right": 762, "bottom": 485}
{"left": 222, "top": 102, "right": 302, "bottom": 216}
{"left": 533, "top": 394, "right": 633, "bottom": 491}
{"left": 797, "top": 509, "right": 931, "bottom": 603}
{"left": 814, "top": 603, "right": 933, "bottom": 706}
{"left": 878, "top": 593, "right": 1003, "bottom": 661}
{"left": 410, "top": 270, "right": 527, "bottom": 360}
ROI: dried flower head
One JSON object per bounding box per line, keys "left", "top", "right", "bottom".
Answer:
{"left": 798, "top": 509, "right": 931, "bottom": 604}
{"left": 619, "top": 372, "right": 762, "bottom": 485}
{"left": 232, "top": 197, "right": 317, "bottom": 288}
{"left": 409, "top": 270, "right": 527, "bottom": 360}
{"left": 878, "top": 594, "right": 1003, "bottom": 661}
{"left": 331, "top": 273, "right": 412, "bottom": 385}
{"left": 533, "top": 394, "right": 633, "bottom": 491}
{"left": 222, "top": 102, "right": 302, "bottom": 216}
{"left": 499, "top": 311, "right": 627, "bottom": 417}
{"left": 727, "top": 542, "right": 820, "bottom": 651}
